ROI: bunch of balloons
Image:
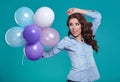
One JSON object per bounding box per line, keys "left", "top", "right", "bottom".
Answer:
{"left": 5, "top": 7, "right": 60, "bottom": 61}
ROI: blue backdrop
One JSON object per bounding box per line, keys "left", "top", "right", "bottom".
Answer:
{"left": 0, "top": 0, "right": 120, "bottom": 82}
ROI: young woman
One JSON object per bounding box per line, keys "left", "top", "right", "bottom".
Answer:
{"left": 42, "top": 8, "right": 102, "bottom": 82}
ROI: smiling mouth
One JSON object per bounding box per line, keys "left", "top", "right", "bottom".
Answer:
{"left": 72, "top": 31, "right": 77, "bottom": 34}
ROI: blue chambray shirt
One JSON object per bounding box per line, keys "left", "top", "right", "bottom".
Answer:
{"left": 43, "top": 10, "right": 102, "bottom": 82}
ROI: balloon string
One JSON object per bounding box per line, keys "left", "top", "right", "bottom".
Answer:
{"left": 22, "top": 54, "right": 25, "bottom": 65}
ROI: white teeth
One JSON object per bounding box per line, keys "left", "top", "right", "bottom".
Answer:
{"left": 73, "top": 31, "right": 77, "bottom": 33}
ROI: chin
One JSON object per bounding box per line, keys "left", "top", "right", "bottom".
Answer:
{"left": 72, "top": 34, "right": 79, "bottom": 37}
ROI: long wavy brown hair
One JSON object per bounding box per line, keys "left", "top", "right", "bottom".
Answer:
{"left": 67, "top": 13, "right": 98, "bottom": 53}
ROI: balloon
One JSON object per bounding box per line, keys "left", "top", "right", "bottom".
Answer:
{"left": 14, "top": 7, "right": 34, "bottom": 27}
{"left": 34, "top": 7, "right": 55, "bottom": 29}
{"left": 23, "top": 24, "right": 41, "bottom": 44}
{"left": 24, "top": 42, "right": 44, "bottom": 61}
{"left": 40, "top": 27, "right": 60, "bottom": 47}
{"left": 5, "top": 27, "right": 25, "bottom": 47}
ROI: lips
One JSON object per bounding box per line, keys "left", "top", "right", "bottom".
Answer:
{"left": 72, "top": 30, "right": 77, "bottom": 34}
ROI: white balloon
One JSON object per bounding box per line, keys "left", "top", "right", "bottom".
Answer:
{"left": 34, "top": 7, "right": 55, "bottom": 29}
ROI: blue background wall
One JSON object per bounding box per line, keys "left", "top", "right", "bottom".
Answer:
{"left": 0, "top": 0, "right": 120, "bottom": 82}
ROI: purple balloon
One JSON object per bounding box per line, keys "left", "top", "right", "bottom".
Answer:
{"left": 40, "top": 27, "right": 60, "bottom": 47}
{"left": 23, "top": 24, "right": 41, "bottom": 44}
{"left": 24, "top": 42, "right": 44, "bottom": 61}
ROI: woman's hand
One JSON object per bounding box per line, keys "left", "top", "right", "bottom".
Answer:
{"left": 67, "top": 8, "right": 79, "bottom": 15}
{"left": 66, "top": 8, "right": 88, "bottom": 15}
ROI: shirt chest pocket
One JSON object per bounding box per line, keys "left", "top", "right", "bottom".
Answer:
{"left": 78, "top": 44, "right": 93, "bottom": 56}
{"left": 65, "top": 42, "right": 78, "bottom": 53}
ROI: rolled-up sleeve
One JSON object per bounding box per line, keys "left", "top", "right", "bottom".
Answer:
{"left": 42, "top": 37, "right": 67, "bottom": 58}
{"left": 87, "top": 10, "right": 102, "bottom": 35}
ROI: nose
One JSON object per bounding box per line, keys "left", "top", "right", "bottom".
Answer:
{"left": 72, "top": 25, "right": 77, "bottom": 29}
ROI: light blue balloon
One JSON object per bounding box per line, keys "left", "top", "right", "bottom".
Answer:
{"left": 5, "top": 27, "right": 26, "bottom": 47}
{"left": 14, "top": 7, "right": 34, "bottom": 27}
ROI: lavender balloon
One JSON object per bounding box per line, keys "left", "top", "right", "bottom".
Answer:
{"left": 24, "top": 42, "right": 44, "bottom": 61}
{"left": 40, "top": 27, "right": 60, "bottom": 47}
{"left": 23, "top": 24, "right": 41, "bottom": 44}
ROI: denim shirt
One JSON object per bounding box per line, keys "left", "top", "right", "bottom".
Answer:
{"left": 43, "top": 10, "right": 102, "bottom": 82}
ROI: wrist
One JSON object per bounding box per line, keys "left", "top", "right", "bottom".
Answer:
{"left": 77, "top": 8, "right": 88, "bottom": 15}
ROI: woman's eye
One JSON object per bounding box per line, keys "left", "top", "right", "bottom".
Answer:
{"left": 69, "top": 23, "right": 73, "bottom": 26}
{"left": 76, "top": 23, "right": 79, "bottom": 26}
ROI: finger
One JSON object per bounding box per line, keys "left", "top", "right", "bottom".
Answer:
{"left": 66, "top": 9, "right": 71, "bottom": 15}
{"left": 66, "top": 8, "right": 71, "bottom": 13}
{"left": 70, "top": 8, "right": 74, "bottom": 14}
{"left": 66, "top": 8, "right": 74, "bottom": 15}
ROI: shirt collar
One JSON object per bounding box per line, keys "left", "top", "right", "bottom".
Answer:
{"left": 69, "top": 34, "right": 84, "bottom": 42}
{"left": 69, "top": 34, "right": 75, "bottom": 39}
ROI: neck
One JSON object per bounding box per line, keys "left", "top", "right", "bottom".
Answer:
{"left": 75, "top": 35, "right": 83, "bottom": 43}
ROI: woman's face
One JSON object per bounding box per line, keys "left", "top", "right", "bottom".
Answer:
{"left": 68, "top": 18, "right": 82, "bottom": 37}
